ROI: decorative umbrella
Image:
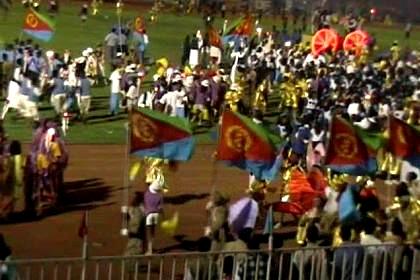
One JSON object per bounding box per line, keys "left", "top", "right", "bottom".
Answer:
{"left": 228, "top": 197, "right": 259, "bottom": 235}
{"left": 343, "top": 30, "right": 370, "bottom": 56}
{"left": 311, "top": 28, "right": 341, "bottom": 56}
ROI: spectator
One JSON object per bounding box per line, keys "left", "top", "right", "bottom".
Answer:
{"left": 293, "top": 224, "right": 327, "bottom": 280}
{"left": 384, "top": 218, "right": 413, "bottom": 279}
{"left": 184, "top": 237, "right": 215, "bottom": 280}
{"left": 0, "top": 234, "right": 15, "bottom": 280}
{"left": 333, "top": 225, "right": 364, "bottom": 280}
{"left": 124, "top": 192, "right": 146, "bottom": 277}
{"left": 237, "top": 235, "right": 268, "bottom": 280}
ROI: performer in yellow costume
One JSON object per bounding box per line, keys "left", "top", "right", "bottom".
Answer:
{"left": 390, "top": 41, "right": 401, "bottom": 64}
{"left": 144, "top": 157, "right": 169, "bottom": 192}
{"left": 155, "top": 58, "right": 169, "bottom": 78}
{"left": 224, "top": 83, "right": 244, "bottom": 113}
{"left": 387, "top": 185, "right": 420, "bottom": 243}
{"left": 252, "top": 80, "right": 268, "bottom": 113}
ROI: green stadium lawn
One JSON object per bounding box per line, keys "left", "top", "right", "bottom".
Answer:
{"left": 0, "top": 4, "right": 418, "bottom": 144}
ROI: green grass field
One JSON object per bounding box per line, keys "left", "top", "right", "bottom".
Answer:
{"left": 0, "top": 4, "right": 419, "bottom": 144}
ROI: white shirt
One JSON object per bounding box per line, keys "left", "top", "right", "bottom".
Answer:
{"left": 109, "top": 70, "right": 121, "bottom": 93}
{"left": 354, "top": 117, "right": 371, "bottom": 129}
{"left": 378, "top": 103, "right": 391, "bottom": 118}
{"left": 159, "top": 90, "right": 186, "bottom": 116}
{"left": 126, "top": 85, "right": 138, "bottom": 99}
{"left": 347, "top": 102, "right": 361, "bottom": 116}
{"left": 138, "top": 91, "right": 155, "bottom": 109}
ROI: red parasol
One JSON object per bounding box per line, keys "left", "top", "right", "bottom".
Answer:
{"left": 311, "top": 28, "right": 341, "bottom": 56}
{"left": 343, "top": 30, "right": 370, "bottom": 56}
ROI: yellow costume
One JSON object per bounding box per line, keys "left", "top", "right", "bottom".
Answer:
{"left": 156, "top": 58, "right": 169, "bottom": 78}
{"left": 387, "top": 197, "right": 420, "bottom": 243}
{"left": 36, "top": 142, "right": 62, "bottom": 171}
{"left": 252, "top": 80, "right": 268, "bottom": 112}
{"left": 144, "top": 157, "right": 168, "bottom": 192}
{"left": 390, "top": 43, "right": 401, "bottom": 63}
{"left": 379, "top": 129, "right": 401, "bottom": 176}
{"left": 225, "top": 83, "right": 244, "bottom": 113}
{"left": 358, "top": 47, "right": 369, "bottom": 65}
{"left": 279, "top": 80, "right": 295, "bottom": 109}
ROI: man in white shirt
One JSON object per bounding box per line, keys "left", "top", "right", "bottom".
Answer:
{"left": 104, "top": 28, "right": 119, "bottom": 64}
{"left": 159, "top": 77, "right": 187, "bottom": 118}
{"left": 109, "top": 67, "right": 122, "bottom": 116}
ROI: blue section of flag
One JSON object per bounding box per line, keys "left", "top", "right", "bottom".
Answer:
{"left": 222, "top": 154, "right": 283, "bottom": 181}
{"left": 223, "top": 35, "right": 241, "bottom": 45}
{"left": 263, "top": 205, "right": 273, "bottom": 235}
{"left": 131, "top": 137, "right": 195, "bottom": 161}
{"left": 23, "top": 29, "right": 53, "bottom": 42}
{"left": 339, "top": 185, "right": 361, "bottom": 224}
{"left": 327, "top": 158, "right": 377, "bottom": 176}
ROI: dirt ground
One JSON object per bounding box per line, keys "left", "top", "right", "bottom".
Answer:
{"left": 0, "top": 144, "right": 252, "bottom": 259}
{"left": 0, "top": 144, "right": 397, "bottom": 260}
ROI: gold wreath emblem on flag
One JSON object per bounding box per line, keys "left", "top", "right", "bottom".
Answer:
{"left": 132, "top": 114, "right": 157, "bottom": 143}
{"left": 26, "top": 13, "right": 39, "bottom": 28}
{"left": 226, "top": 125, "right": 252, "bottom": 153}
{"left": 334, "top": 133, "right": 358, "bottom": 159}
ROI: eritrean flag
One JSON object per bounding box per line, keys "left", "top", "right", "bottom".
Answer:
{"left": 130, "top": 109, "right": 195, "bottom": 161}
{"left": 208, "top": 26, "right": 222, "bottom": 48}
{"left": 223, "top": 15, "right": 254, "bottom": 44}
{"left": 325, "top": 116, "right": 377, "bottom": 175}
{"left": 388, "top": 116, "right": 420, "bottom": 167}
{"left": 216, "top": 111, "right": 283, "bottom": 181}
{"left": 223, "top": 15, "right": 254, "bottom": 36}
{"left": 23, "top": 8, "right": 55, "bottom": 42}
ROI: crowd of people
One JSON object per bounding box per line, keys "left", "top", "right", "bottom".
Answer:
{"left": 0, "top": 3, "right": 419, "bottom": 279}
{"left": 118, "top": 9, "right": 419, "bottom": 280}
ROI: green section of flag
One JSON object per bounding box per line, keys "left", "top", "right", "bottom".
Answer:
{"left": 233, "top": 111, "right": 284, "bottom": 148}
{"left": 138, "top": 108, "right": 193, "bottom": 134}
{"left": 223, "top": 17, "right": 242, "bottom": 36}
{"left": 354, "top": 126, "right": 386, "bottom": 151}
{"left": 31, "top": 8, "right": 56, "bottom": 29}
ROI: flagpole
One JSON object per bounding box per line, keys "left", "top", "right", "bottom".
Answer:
{"left": 121, "top": 113, "right": 131, "bottom": 236}
{"left": 116, "top": 1, "right": 123, "bottom": 56}
{"left": 81, "top": 210, "right": 89, "bottom": 280}
{"left": 211, "top": 111, "right": 224, "bottom": 195}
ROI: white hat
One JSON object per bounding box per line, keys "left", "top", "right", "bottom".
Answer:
{"left": 46, "top": 50, "right": 54, "bottom": 58}
{"left": 86, "top": 47, "right": 94, "bottom": 54}
{"left": 149, "top": 174, "right": 165, "bottom": 193}
{"left": 47, "top": 127, "right": 56, "bottom": 137}
{"left": 116, "top": 52, "right": 123, "bottom": 57}
{"left": 172, "top": 75, "right": 182, "bottom": 83}
{"left": 125, "top": 64, "right": 137, "bottom": 73}
{"left": 82, "top": 50, "right": 89, "bottom": 57}
{"left": 201, "top": 79, "right": 209, "bottom": 87}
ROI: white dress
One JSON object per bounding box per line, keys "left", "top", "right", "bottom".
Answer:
{"left": 6, "top": 80, "right": 21, "bottom": 109}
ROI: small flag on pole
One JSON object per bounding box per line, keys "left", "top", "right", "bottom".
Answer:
{"left": 78, "top": 211, "right": 88, "bottom": 239}
{"left": 263, "top": 205, "right": 273, "bottom": 235}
